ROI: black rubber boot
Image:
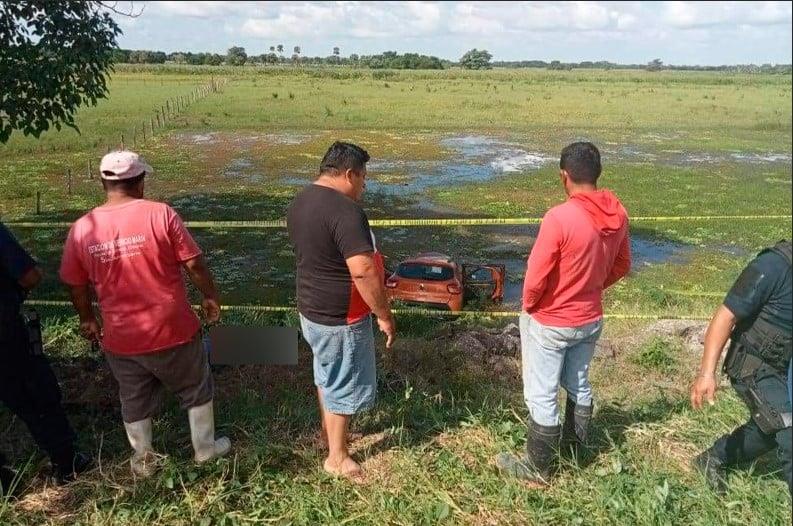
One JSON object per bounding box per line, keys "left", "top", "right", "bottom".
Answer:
{"left": 51, "top": 449, "right": 93, "bottom": 485}
{"left": 692, "top": 446, "right": 729, "bottom": 495}
{"left": 561, "top": 397, "right": 593, "bottom": 460}
{"left": 496, "top": 415, "right": 561, "bottom": 485}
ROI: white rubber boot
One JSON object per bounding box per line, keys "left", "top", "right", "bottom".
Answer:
{"left": 124, "top": 419, "right": 160, "bottom": 478}
{"left": 188, "top": 400, "right": 231, "bottom": 463}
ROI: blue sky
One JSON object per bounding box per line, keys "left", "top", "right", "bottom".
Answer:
{"left": 112, "top": 1, "right": 792, "bottom": 65}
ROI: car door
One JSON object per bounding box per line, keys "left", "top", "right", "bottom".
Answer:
{"left": 462, "top": 264, "right": 506, "bottom": 304}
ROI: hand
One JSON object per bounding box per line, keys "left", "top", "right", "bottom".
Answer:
{"left": 691, "top": 373, "right": 718, "bottom": 410}
{"left": 202, "top": 297, "right": 221, "bottom": 324}
{"left": 79, "top": 318, "right": 102, "bottom": 342}
{"left": 377, "top": 315, "right": 396, "bottom": 350}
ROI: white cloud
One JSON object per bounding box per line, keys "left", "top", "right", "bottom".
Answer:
{"left": 239, "top": 1, "right": 443, "bottom": 40}
{"left": 154, "top": 1, "right": 238, "bottom": 18}
{"left": 149, "top": 1, "right": 789, "bottom": 40}
{"left": 448, "top": 2, "right": 639, "bottom": 34}
{"left": 661, "top": 1, "right": 791, "bottom": 29}
{"left": 616, "top": 12, "right": 638, "bottom": 30}
{"left": 404, "top": 2, "right": 442, "bottom": 33}
{"left": 241, "top": 4, "right": 343, "bottom": 39}
{"left": 111, "top": 1, "right": 792, "bottom": 64}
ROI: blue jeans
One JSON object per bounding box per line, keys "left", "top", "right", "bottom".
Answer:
{"left": 520, "top": 312, "right": 603, "bottom": 426}
{"left": 299, "top": 314, "right": 376, "bottom": 415}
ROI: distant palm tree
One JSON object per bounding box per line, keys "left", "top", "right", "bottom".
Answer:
{"left": 277, "top": 44, "right": 284, "bottom": 57}
{"left": 333, "top": 46, "right": 340, "bottom": 57}
{"left": 269, "top": 46, "right": 275, "bottom": 53}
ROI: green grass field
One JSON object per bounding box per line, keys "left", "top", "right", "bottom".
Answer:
{"left": 1, "top": 66, "right": 791, "bottom": 524}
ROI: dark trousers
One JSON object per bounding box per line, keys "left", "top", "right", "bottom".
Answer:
{"left": 0, "top": 309, "right": 76, "bottom": 467}
{"left": 709, "top": 364, "right": 792, "bottom": 494}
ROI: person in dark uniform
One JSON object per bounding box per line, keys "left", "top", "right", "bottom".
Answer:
{"left": 0, "top": 222, "right": 91, "bottom": 495}
{"left": 691, "top": 240, "right": 791, "bottom": 495}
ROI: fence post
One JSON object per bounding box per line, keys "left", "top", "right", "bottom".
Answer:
{"left": 151, "top": 116, "right": 155, "bottom": 135}
{"left": 67, "top": 168, "right": 72, "bottom": 195}
{"left": 166, "top": 100, "right": 170, "bottom": 114}
{"left": 120, "top": 133, "right": 125, "bottom": 150}
{"left": 36, "top": 191, "right": 41, "bottom": 215}
{"left": 88, "top": 158, "right": 92, "bottom": 179}
{"left": 161, "top": 105, "right": 166, "bottom": 123}
{"left": 133, "top": 129, "right": 137, "bottom": 149}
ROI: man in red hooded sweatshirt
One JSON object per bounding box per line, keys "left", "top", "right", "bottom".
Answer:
{"left": 497, "top": 141, "right": 631, "bottom": 486}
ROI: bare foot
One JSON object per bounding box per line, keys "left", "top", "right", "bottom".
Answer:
{"left": 314, "top": 431, "right": 363, "bottom": 451}
{"left": 323, "top": 456, "right": 366, "bottom": 483}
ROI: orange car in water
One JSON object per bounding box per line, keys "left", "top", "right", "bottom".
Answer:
{"left": 385, "top": 252, "right": 505, "bottom": 312}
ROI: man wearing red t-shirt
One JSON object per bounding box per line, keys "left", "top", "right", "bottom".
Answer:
{"left": 497, "top": 142, "right": 631, "bottom": 486}
{"left": 59, "top": 151, "right": 230, "bottom": 478}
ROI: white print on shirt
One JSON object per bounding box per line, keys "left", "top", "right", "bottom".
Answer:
{"left": 87, "top": 234, "right": 146, "bottom": 263}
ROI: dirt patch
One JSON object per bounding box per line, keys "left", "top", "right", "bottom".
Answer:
{"left": 635, "top": 319, "right": 707, "bottom": 353}
{"left": 444, "top": 318, "right": 706, "bottom": 366}
{"left": 453, "top": 323, "right": 521, "bottom": 357}
{"left": 14, "top": 484, "right": 80, "bottom": 519}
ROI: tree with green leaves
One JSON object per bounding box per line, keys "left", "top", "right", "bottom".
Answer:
{"left": 205, "top": 53, "right": 223, "bottom": 66}
{"left": 459, "top": 48, "right": 492, "bottom": 70}
{"left": 646, "top": 58, "right": 663, "bottom": 72}
{"left": 0, "top": 1, "right": 122, "bottom": 143}
{"left": 226, "top": 46, "right": 247, "bottom": 66}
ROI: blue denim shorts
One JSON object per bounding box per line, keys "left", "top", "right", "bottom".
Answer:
{"left": 299, "top": 314, "right": 376, "bottom": 415}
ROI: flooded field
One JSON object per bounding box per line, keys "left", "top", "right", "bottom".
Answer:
{"left": 175, "top": 131, "right": 792, "bottom": 197}
{"left": 153, "top": 132, "right": 724, "bottom": 309}
{"left": 9, "top": 127, "right": 788, "bottom": 313}
{"left": 132, "top": 130, "right": 789, "bottom": 309}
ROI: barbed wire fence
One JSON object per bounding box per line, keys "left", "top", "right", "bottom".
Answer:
{"left": 39, "top": 77, "right": 229, "bottom": 213}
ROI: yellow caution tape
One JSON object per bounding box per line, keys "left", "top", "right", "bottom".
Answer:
{"left": 5, "top": 214, "right": 791, "bottom": 230}
{"left": 24, "top": 300, "right": 710, "bottom": 320}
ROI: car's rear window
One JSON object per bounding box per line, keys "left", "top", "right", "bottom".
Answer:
{"left": 397, "top": 263, "right": 454, "bottom": 281}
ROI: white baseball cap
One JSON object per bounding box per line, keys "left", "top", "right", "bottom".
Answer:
{"left": 99, "top": 150, "right": 153, "bottom": 180}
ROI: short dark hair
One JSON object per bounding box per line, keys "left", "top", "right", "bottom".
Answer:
{"left": 319, "top": 141, "right": 370, "bottom": 175}
{"left": 560, "top": 142, "right": 601, "bottom": 184}
{"left": 101, "top": 173, "right": 145, "bottom": 192}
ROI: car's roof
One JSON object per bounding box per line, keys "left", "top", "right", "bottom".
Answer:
{"left": 400, "top": 252, "right": 456, "bottom": 265}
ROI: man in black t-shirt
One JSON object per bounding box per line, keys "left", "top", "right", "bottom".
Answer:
{"left": 287, "top": 141, "right": 395, "bottom": 482}
{"left": 0, "top": 223, "right": 91, "bottom": 494}
{"left": 691, "top": 240, "right": 791, "bottom": 495}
